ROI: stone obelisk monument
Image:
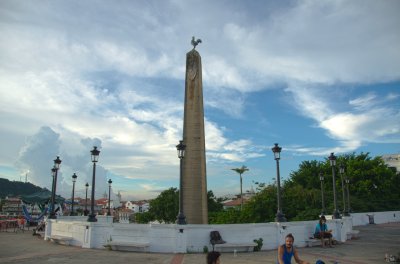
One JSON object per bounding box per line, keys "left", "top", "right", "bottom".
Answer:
{"left": 182, "top": 37, "right": 208, "bottom": 224}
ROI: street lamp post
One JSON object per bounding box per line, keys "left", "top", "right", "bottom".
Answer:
{"left": 345, "top": 177, "right": 351, "bottom": 214}
{"left": 49, "top": 167, "right": 56, "bottom": 216}
{"left": 84, "top": 183, "right": 89, "bottom": 216}
{"left": 176, "top": 140, "right": 187, "bottom": 225}
{"left": 328, "top": 152, "right": 341, "bottom": 219}
{"left": 107, "top": 179, "right": 112, "bottom": 216}
{"left": 49, "top": 156, "right": 62, "bottom": 219}
{"left": 339, "top": 163, "right": 348, "bottom": 216}
{"left": 88, "top": 146, "right": 100, "bottom": 222}
{"left": 272, "top": 143, "right": 286, "bottom": 222}
{"left": 70, "top": 173, "right": 77, "bottom": 216}
{"left": 319, "top": 172, "right": 326, "bottom": 216}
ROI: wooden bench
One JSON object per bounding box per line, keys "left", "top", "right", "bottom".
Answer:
{"left": 305, "top": 237, "right": 330, "bottom": 247}
{"left": 106, "top": 241, "right": 150, "bottom": 252}
{"left": 214, "top": 242, "right": 257, "bottom": 253}
{"left": 50, "top": 235, "right": 73, "bottom": 245}
{"left": 346, "top": 230, "right": 360, "bottom": 240}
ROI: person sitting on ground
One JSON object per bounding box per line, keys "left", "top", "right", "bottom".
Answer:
{"left": 314, "top": 215, "right": 333, "bottom": 247}
{"left": 278, "top": 233, "right": 309, "bottom": 264}
{"left": 207, "top": 251, "right": 221, "bottom": 264}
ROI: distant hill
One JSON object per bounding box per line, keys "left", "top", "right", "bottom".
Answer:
{"left": 0, "top": 178, "right": 45, "bottom": 198}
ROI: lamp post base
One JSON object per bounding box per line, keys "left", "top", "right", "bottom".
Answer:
{"left": 87, "top": 214, "right": 98, "bottom": 222}
{"left": 332, "top": 211, "right": 342, "bottom": 219}
{"left": 176, "top": 213, "right": 187, "bottom": 225}
{"left": 275, "top": 212, "right": 287, "bottom": 222}
{"left": 49, "top": 213, "right": 57, "bottom": 219}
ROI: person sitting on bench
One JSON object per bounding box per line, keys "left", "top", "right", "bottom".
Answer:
{"left": 314, "top": 215, "right": 333, "bottom": 248}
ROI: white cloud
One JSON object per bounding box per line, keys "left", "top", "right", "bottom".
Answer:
{"left": 94, "top": 42, "right": 174, "bottom": 77}
{"left": 286, "top": 85, "right": 400, "bottom": 155}
{"left": 386, "top": 93, "right": 399, "bottom": 101}
{"left": 349, "top": 93, "right": 378, "bottom": 110}
{"left": 203, "top": 56, "right": 250, "bottom": 92}
{"left": 13, "top": 126, "right": 107, "bottom": 199}
{"left": 204, "top": 120, "right": 227, "bottom": 151}
{"left": 2, "top": 0, "right": 399, "bottom": 88}
{"left": 214, "top": 0, "right": 400, "bottom": 90}
{"left": 284, "top": 84, "right": 332, "bottom": 121}
{"left": 207, "top": 137, "right": 265, "bottom": 163}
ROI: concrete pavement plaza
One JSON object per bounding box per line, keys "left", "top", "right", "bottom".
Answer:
{"left": 1, "top": 222, "right": 399, "bottom": 264}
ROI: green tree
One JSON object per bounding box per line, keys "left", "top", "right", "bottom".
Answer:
{"left": 283, "top": 184, "right": 321, "bottom": 221}
{"left": 207, "top": 190, "right": 223, "bottom": 212}
{"left": 286, "top": 152, "right": 399, "bottom": 216}
{"left": 147, "top": 187, "right": 179, "bottom": 223}
{"left": 241, "top": 184, "right": 277, "bottom": 223}
{"left": 135, "top": 189, "right": 225, "bottom": 224}
{"left": 236, "top": 152, "right": 398, "bottom": 223}
{"left": 341, "top": 152, "right": 400, "bottom": 212}
{"left": 287, "top": 160, "right": 324, "bottom": 190}
{"left": 209, "top": 208, "right": 243, "bottom": 224}
{"left": 231, "top": 165, "right": 249, "bottom": 210}
{"left": 135, "top": 211, "right": 155, "bottom": 223}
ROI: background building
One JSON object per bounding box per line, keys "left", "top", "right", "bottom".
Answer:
{"left": 382, "top": 154, "right": 400, "bottom": 172}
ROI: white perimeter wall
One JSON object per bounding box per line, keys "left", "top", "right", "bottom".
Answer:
{"left": 45, "top": 210, "right": 400, "bottom": 253}
{"left": 350, "top": 211, "right": 400, "bottom": 226}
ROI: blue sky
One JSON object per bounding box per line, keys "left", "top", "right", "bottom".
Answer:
{"left": 0, "top": 0, "right": 399, "bottom": 201}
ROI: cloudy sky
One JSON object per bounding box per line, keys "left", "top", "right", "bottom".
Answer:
{"left": 0, "top": 0, "right": 399, "bottom": 201}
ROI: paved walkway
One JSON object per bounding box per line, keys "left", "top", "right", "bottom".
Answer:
{"left": 0, "top": 222, "right": 399, "bottom": 263}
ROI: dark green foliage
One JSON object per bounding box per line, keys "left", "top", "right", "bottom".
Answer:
{"left": 209, "top": 152, "right": 399, "bottom": 224}
{"left": 338, "top": 153, "right": 399, "bottom": 212}
{"left": 282, "top": 152, "right": 399, "bottom": 217}
{"left": 207, "top": 190, "right": 224, "bottom": 212}
{"left": 132, "top": 188, "right": 178, "bottom": 224}
{"left": 253, "top": 238, "right": 263, "bottom": 251}
{"left": 241, "top": 185, "right": 277, "bottom": 223}
{"left": 208, "top": 208, "right": 243, "bottom": 224}
{"left": 135, "top": 188, "right": 225, "bottom": 224}
{"left": 135, "top": 211, "right": 155, "bottom": 223}
{"left": 0, "top": 178, "right": 45, "bottom": 198}
{"left": 283, "top": 185, "right": 321, "bottom": 221}
{"left": 147, "top": 187, "right": 179, "bottom": 223}
{"left": 203, "top": 245, "right": 208, "bottom": 253}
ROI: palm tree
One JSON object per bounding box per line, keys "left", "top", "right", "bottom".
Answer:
{"left": 231, "top": 165, "right": 249, "bottom": 210}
